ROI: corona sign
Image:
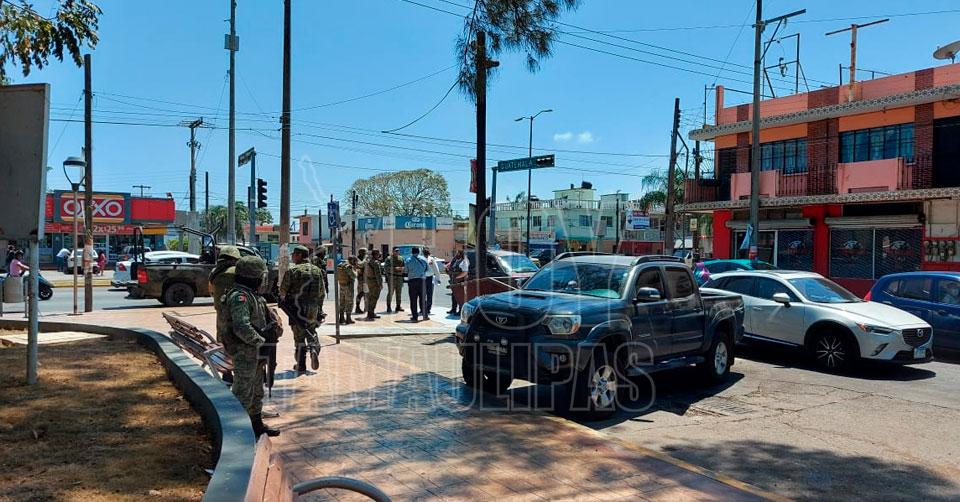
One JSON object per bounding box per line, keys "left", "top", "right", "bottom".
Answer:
{"left": 55, "top": 192, "right": 129, "bottom": 224}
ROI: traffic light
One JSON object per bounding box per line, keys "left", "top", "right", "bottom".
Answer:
{"left": 256, "top": 178, "right": 268, "bottom": 208}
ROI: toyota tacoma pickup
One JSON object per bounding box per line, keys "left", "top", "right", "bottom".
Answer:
{"left": 455, "top": 253, "right": 745, "bottom": 420}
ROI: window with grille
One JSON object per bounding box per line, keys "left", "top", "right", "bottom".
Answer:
{"left": 579, "top": 215, "right": 592, "bottom": 227}
{"left": 829, "top": 227, "right": 921, "bottom": 279}
{"left": 760, "top": 139, "right": 807, "bottom": 174}
{"left": 840, "top": 124, "right": 914, "bottom": 163}
{"left": 777, "top": 230, "right": 814, "bottom": 272}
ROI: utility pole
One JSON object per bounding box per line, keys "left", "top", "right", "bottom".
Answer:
{"left": 474, "top": 30, "right": 495, "bottom": 279}
{"left": 614, "top": 191, "right": 621, "bottom": 254}
{"left": 186, "top": 118, "right": 203, "bottom": 212}
{"left": 826, "top": 19, "right": 889, "bottom": 103}
{"left": 750, "top": 3, "right": 806, "bottom": 260}
{"left": 205, "top": 171, "right": 210, "bottom": 231}
{"left": 279, "top": 0, "right": 292, "bottom": 279}
{"left": 693, "top": 141, "right": 702, "bottom": 257}
{"left": 133, "top": 185, "right": 150, "bottom": 198}
{"left": 664, "top": 97, "right": 680, "bottom": 255}
{"left": 351, "top": 190, "right": 357, "bottom": 254}
{"left": 226, "top": 0, "right": 238, "bottom": 244}
{"left": 83, "top": 54, "right": 93, "bottom": 313}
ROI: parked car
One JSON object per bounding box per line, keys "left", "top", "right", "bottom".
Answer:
{"left": 466, "top": 249, "right": 540, "bottom": 285}
{"left": 529, "top": 248, "right": 558, "bottom": 267}
{"left": 867, "top": 272, "right": 960, "bottom": 354}
{"left": 694, "top": 259, "right": 777, "bottom": 285}
{"left": 456, "top": 253, "right": 745, "bottom": 419}
{"left": 112, "top": 251, "right": 199, "bottom": 288}
{"left": 703, "top": 270, "right": 933, "bottom": 370}
{"left": 65, "top": 249, "right": 100, "bottom": 274}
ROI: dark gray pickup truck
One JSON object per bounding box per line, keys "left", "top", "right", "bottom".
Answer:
{"left": 455, "top": 253, "right": 745, "bottom": 419}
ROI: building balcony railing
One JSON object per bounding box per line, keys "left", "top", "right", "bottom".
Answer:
{"left": 681, "top": 155, "right": 933, "bottom": 205}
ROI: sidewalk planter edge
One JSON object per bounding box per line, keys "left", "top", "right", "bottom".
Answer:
{"left": 0, "top": 319, "right": 255, "bottom": 502}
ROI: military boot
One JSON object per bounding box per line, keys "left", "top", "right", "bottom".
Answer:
{"left": 345, "top": 313, "right": 355, "bottom": 324}
{"left": 294, "top": 348, "right": 308, "bottom": 376}
{"left": 310, "top": 346, "right": 320, "bottom": 370}
{"left": 251, "top": 414, "right": 281, "bottom": 437}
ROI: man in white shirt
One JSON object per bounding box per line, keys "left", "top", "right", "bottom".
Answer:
{"left": 422, "top": 247, "right": 442, "bottom": 316}
{"left": 56, "top": 247, "right": 70, "bottom": 273}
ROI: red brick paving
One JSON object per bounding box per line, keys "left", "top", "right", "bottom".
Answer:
{"left": 45, "top": 306, "right": 773, "bottom": 501}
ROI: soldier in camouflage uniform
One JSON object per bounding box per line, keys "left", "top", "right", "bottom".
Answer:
{"left": 280, "top": 245, "right": 323, "bottom": 375}
{"left": 336, "top": 256, "right": 358, "bottom": 324}
{"left": 223, "top": 255, "right": 280, "bottom": 437}
{"left": 384, "top": 247, "right": 405, "bottom": 313}
{"left": 364, "top": 249, "right": 384, "bottom": 320}
{"left": 209, "top": 245, "right": 241, "bottom": 343}
{"left": 354, "top": 248, "right": 367, "bottom": 315}
{"left": 310, "top": 246, "right": 329, "bottom": 319}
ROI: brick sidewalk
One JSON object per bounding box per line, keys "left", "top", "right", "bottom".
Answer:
{"left": 44, "top": 306, "right": 775, "bottom": 501}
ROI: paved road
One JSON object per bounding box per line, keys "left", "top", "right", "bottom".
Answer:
{"left": 347, "top": 333, "right": 960, "bottom": 501}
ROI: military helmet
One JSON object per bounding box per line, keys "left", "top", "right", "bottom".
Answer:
{"left": 292, "top": 244, "right": 310, "bottom": 256}
{"left": 218, "top": 245, "right": 242, "bottom": 260}
{"left": 235, "top": 255, "right": 268, "bottom": 279}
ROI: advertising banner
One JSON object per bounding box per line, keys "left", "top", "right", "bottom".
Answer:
{"left": 625, "top": 210, "right": 650, "bottom": 230}
{"left": 55, "top": 191, "right": 130, "bottom": 224}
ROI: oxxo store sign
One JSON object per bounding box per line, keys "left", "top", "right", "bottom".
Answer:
{"left": 54, "top": 191, "right": 130, "bottom": 224}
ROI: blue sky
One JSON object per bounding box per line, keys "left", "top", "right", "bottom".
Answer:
{"left": 10, "top": 0, "right": 960, "bottom": 218}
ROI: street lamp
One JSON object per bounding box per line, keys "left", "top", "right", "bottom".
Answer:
{"left": 515, "top": 108, "right": 552, "bottom": 254}
{"left": 62, "top": 156, "right": 86, "bottom": 315}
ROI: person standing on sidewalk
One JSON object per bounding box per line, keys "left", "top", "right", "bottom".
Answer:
{"left": 280, "top": 245, "right": 323, "bottom": 375}
{"left": 354, "top": 248, "right": 367, "bottom": 316}
{"left": 384, "top": 247, "right": 405, "bottom": 313}
{"left": 55, "top": 247, "right": 70, "bottom": 273}
{"left": 209, "top": 246, "right": 241, "bottom": 343}
{"left": 336, "top": 256, "right": 358, "bottom": 324}
{"left": 363, "top": 249, "right": 384, "bottom": 320}
{"left": 310, "top": 246, "right": 329, "bottom": 321}
{"left": 96, "top": 249, "right": 107, "bottom": 276}
{"left": 403, "top": 247, "right": 429, "bottom": 322}
{"left": 422, "top": 247, "right": 442, "bottom": 317}
{"left": 223, "top": 255, "right": 281, "bottom": 437}
{"left": 447, "top": 249, "right": 469, "bottom": 315}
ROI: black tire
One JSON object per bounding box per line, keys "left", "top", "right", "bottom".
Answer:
{"left": 162, "top": 283, "right": 195, "bottom": 307}
{"left": 38, "top": 284, "right": 53, "bottom": 301}
{"left": 461, "top": 357, "right": 512, "bottom": 395}
{"left": 811, "top": 331, "right": 857, "bottom": 372}
{"left": 698, "top": 332, "right": 733, "bottom": 383}
{"left": 571, "top": 348, "right": 621, "bottom": 421}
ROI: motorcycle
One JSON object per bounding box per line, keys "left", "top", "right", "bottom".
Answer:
{"left": 38, "top": 274, "right": 53, "bottom": 301}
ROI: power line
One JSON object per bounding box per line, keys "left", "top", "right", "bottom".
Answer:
{"left": 381, "top": 79, "right": 460, "bottom": 133}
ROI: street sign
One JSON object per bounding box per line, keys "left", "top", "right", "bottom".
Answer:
{"left": 496, "top": 154, "right": 555, "bottom": 173}
{"left": 689, "top": 218, "right": 698, "bottom": 231}
{"left": 327, "top": 201, "right": 340, "bottom": 230}
{"left": 238, "top": 148, "right": 255, "bottom": 166}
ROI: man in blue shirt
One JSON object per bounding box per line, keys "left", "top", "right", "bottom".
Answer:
{"left": 403, "top": 247, "right": 429, "bottom": 322}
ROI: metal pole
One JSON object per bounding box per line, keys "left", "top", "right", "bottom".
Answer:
{"left": 248, "top": 151, "right": 257, "bottom": 246}
{"left": 664, "top": 98, "right": 680, "bottom": 255}
{"left": 525, "top": 117, "right": 533, "bottom": 254}
{"left": 226, "top": 0, "right": 237, "bottom": 244}
{"left": 749, "top": 0, "right": 763, "bottom": 261}
{"left": 26, "top": 240, "right": 39, "bottom": 384}
{"left": 72, "top": 186, "right": 79, "bottom": 315}
{"left": 614, "top": 194, "right": 620, "bottom": 254}
{"left": 351, "top": 190, "right": 357, "bottom": 254}
{"left": 205, "top": 171, "right": 210, "bottom": 231}
{"left": 83, "top": 54, "right": 93, "bottom": 312}
{"left": 474, "top": 31, "right": 489, "bottom": 279}
{"left": 488, "top": 167, "right": 497, "bottom": 246}
{"left": 279, "top": 0, "right": 292, "bottom": 280}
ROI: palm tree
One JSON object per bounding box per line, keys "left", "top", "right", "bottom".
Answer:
{"left": 638, "top": 168, "right": 685, "bottom": 212}
{"left": 202, "top": 203, "right": 273, "bottom": 242}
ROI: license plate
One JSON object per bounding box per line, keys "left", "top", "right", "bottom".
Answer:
{"left": 485, "top": 344, "right": 508, "bottom": 356}
{"left": 914, "top": 348, "right": 926, "bottom": 360}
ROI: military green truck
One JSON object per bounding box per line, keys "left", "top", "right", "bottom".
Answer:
{"left": 129, "top": 227, "right": 280, "bottom": 306}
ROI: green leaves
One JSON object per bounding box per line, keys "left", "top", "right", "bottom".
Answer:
{"left": 456, "top": 0, "right": 579, "bottom": 102}
{"left": 348, "top": 169, "right": 453, "bottom": 217}
{"left": 203, "top": 203, "right": 273, "bottom": 242}
{"left": 0, "top": 0, "right": 101, "bottom": 82}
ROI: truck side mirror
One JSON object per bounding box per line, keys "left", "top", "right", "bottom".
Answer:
{"left": 636, "top": 287, "right": 661, "bottom": 302}
{"left": 772, "top": 292, "right": 791, "bottom": 306}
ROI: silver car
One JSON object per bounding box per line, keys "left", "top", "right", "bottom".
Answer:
{"left": 702, "top": 270, "right": 933, "bottom": 370}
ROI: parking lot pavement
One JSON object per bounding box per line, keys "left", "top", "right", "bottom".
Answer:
{"left": 346, "top": 334, "right": 960, "bottom": 501}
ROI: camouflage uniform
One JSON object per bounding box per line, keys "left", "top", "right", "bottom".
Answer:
{"left": 309, "top": 250, "right": 329, "bottom": 314}
{"left": 354, "top": 249, "right": 367, "bottom": 314}
{"left": 280, "top": 247, "right": 323, "bottom": 372}
{"left": 336, "top": 261, "right": 357, "bottom": 323}
{"left": 364, "top": 256, "right": 384, "bottom": 318}
{"left": 385, "top": 254, "right": 405, "bottom": 311}
{"left": 209, "top": 246, "right": 241, "bottom": 343}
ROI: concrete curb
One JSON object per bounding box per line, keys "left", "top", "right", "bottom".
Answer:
{"left": 0, "top": 319, "right": 256, "bottom": 502}
{"left": 336, "top": 338, "right": 786, "bottom": 502}
{"left": 49, "top": 280, "right": 112, "bottom": 288}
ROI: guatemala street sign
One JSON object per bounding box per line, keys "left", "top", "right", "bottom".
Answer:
{"left": 496, "top": 154, "right": 555, "bottom": 173}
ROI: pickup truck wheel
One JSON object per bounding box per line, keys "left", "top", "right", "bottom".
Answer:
{"left": 461, "top": 358, "right": 512, "bottom": 395}
{"left": 698, "top": 333, "right": 733, "bottom": 383}
{"left": 163, "top": 283, "right": 195, "bottom": 307}
{"left": 812, "top": 331, "right": 856, "bottom": 372}
{"left": 572, "top": 348, "right": 620, "bottom": 420}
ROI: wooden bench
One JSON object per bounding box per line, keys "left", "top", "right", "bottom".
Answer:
{"left": 246, "top": 436, "right": 389, "bottom": 502}
{"left": 163, "top": 313, "right": 233, "bottom": 382}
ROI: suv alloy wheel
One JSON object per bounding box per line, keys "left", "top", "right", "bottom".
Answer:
{"left": 572, "top": 348, "right": 620, "bottom": 420}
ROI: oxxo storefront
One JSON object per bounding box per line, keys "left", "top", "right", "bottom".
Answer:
{"left": 39, "top": 191, "right": 175, "bottom": 267}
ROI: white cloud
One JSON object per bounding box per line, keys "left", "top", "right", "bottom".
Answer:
{"left": 576, "top": 131, "right": 595, "bottom": 144}
{"left": 553, "top": 132, "right": 573, "bottom": 142}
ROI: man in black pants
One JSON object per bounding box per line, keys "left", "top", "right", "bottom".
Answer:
{"left": 403, "top": 247, "right": 429, "bottom": 322}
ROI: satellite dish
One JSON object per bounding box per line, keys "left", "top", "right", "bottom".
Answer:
{"left": 934, "top": 40, "right": 960, "bottom": 63}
